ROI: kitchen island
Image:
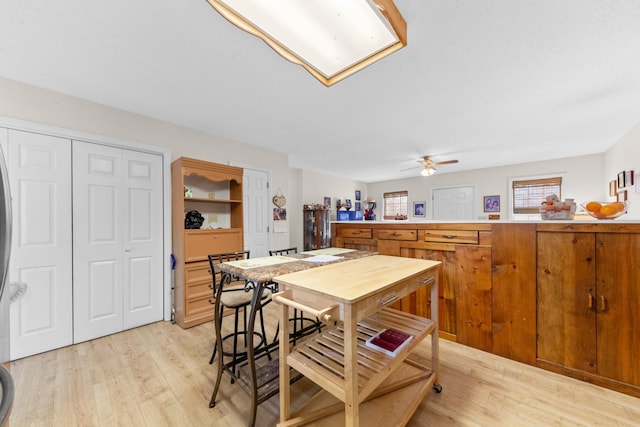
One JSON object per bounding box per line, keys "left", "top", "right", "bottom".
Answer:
{"left": 332, "top": 220, "right": 640, "bottom": 398}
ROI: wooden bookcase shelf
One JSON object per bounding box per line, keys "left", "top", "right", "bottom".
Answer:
{"left": 171, "top": 157, "right": 244, "bottom": 328}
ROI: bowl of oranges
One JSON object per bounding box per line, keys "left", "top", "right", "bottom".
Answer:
{"left": 582, "top": 201, "right": 627, "bottom": 219}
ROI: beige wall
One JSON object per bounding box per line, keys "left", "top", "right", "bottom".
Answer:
{"left": 0, "top": 76, "right": 292, "bottom": 250}
{"left": 605, "top": 121, "right": 640, "bottom": 219}
{"left": 3, "top": 76, "right": 639, "bottom": 227}
{"left": 367, "top": 153, "right": 607, "bottom": 220}
{"left": 288, "top": 169, "right": 366, "bottom": 250}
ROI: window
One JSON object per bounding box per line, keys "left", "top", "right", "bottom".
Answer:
{"left": 512, "top": 176, "right": 562, "bottom": 214}
{"left": 383, "top": 190, "right": 408, "bottom": 219}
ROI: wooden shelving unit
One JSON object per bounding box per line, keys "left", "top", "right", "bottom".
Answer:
{"left": 273, "top": 255, "right": 441, "bottom": 426}
{"left": 171, "top": 157, "right": 244, "bottom": 328}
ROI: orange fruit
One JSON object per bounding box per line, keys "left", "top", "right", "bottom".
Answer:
{"left": 585, "top": 201, "right": 602, "bottom": 212}
{"left": 600, "top": 204, "right": 618, "bottom": 217}
{"left": 612, "top": 202, "right": 625, "bottom": 212}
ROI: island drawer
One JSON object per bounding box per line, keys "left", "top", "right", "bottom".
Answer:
{"left": 377, "top": 229, "right": 417, "bottom": 241}
{"left": 423, "top": 229, "right": 479, "bottom": 244}
{"left": 339, "top": 228, "right": 372, "bottom": 239}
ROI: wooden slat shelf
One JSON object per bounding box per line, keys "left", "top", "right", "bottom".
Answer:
{"left": 287, "top": 307, "right": 435, "bottom": 403}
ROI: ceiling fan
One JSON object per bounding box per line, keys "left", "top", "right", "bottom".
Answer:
{"left": 404, "top": 155, "right": 459, "bottom": 176}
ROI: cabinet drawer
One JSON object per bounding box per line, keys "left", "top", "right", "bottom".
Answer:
{"left": 339, "top": 228, "right": 372, "bottom": 239}
{"left": 378, "top": 229, "right": 417, "bottom": 241}
{"left": 423, "top": 229, "right": 478, "bottom": 244}
{"left": 185, "top": 260, "right": 212, "bottom": 284}
{"left": 184, "top": 229, "right": 242, "bottom": 262}
{"left": 185, "top": 294, "right": 214, "bottom": 318}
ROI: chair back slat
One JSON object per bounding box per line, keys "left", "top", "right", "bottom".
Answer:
{"left": 268, "top": 247, "right": 298, "bottom": 256}
{"left": 208, "top": 250, "right": 250, "bottom": 295}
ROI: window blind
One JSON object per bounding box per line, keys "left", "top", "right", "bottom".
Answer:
{"left": 512, "top": 177, "right": 562, "bottom": 214}
{"left": 383, "top": 190, "right": 408, "bottom": 219}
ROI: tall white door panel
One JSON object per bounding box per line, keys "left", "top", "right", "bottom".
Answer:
{"left": 121, "top": 149, "right": 163, "bottom": 329}
{"left": 73, "top": 142, "right": 124, "bottom": 342}
{"left": 243, "top": 168, "right": 270, "bottom": 257}
{"left": 73, "top": 142, "right": 163, "bottom": 343}
{"left": 7, "top": 129, "right": 73, "bottom": 360}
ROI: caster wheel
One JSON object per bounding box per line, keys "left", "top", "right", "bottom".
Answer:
{"left": 209, "top": 402, "right": 216, "bottom": 408}
{"left": 230, "top": 378, "right": 235, "bottom": 384}
{"left": 433, "top": 384, "right": 443, "bottom": 393}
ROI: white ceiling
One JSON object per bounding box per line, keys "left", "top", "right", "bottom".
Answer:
{"left": 1, "top": 1, "right": 639, "bottom": 183}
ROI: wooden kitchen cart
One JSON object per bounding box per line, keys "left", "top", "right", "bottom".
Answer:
{"left": 273, "top": 255, "right": 442, "bottom": 426}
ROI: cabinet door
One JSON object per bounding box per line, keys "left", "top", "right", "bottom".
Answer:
{"left": 455, "top": 245, "right": 492, "bottom": 351}
{"left": 537, "top": 232, "right": 596, "bottom": 373}
{"left": 596, "top": 233, "right": 640, "bottom": 386}
{"left": 399, "top": 247, "right": 456, "bottom": 335}
{"left": 8, "top": 130, "right": 73, "bottom": 360}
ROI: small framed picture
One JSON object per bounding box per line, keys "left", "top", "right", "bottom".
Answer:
{"left": 484, "top": 195, "right": 500, "bottom": 213}
{"left": 355, "top": 201, "right": 361, "bottom": 211}
{"left": 618, "top": 171, "right": 626, "bottom": 189}
{"left": 345, "top": 199, "right": 352, "bottom": 207}
{"left": 413, "top": 201, "right": 426, "bottom": 217}
{"left": 617, "top": 190, "right": 627, "bottom": 202}
{"left": 626, "top": 170, "right": 634, "bottom": 187}
{"left": 355, "top": 190, "right": 361, "bottom": 201}
{"left": 609, "top": 180, "right": 617, "bottom": 196}
{"left": 324, "top": 196, "right": 331, "bottom": 208}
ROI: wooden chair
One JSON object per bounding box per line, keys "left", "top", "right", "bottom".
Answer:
{"left": 208, "top": 251, "right": 271, "bottom": 371}
{"left": 269, "top": 247, "right": 322, "bottom": 344}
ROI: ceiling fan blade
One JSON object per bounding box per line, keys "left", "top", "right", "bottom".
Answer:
{"left": 435, "top": 159, "right": 459, "bottom": 165}
{"left": 400, "top": 165, "right": 420, "bottom": 171}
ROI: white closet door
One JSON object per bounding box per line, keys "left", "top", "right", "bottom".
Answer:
{"left": 8, "top": 129, "right": 73, "bottom": 359}
{"left": 73, "top": 142, "right": 124, "bottom": 342}
{"left": 73, "top": 142, "right": 163, "bottom": 342}
{"left": 122, "top": 149, "right": 163, "bottom": 329}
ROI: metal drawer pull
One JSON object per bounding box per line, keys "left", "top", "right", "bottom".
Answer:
{"left": 378, "top": 294, "right": 399, "bottom": 306}
{"left": 420, "top": 277, "right": 435, "bottom": 285}
{"left": 272, "top": 291, "right": 339, "bottom": 324}
{"left": 442, "top": 235, "right": 455, "bottom": 239}
{"left": 587, "top": 293, "right": 593, "bottom": 309}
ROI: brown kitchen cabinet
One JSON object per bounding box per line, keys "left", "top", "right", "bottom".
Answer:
{"left": 537, "top": 230, "right": 640, "bottom": 396}
{"left": 171, "top": 157, "right": 244, "bottom": 328}
{"left": 333, "top": 222, "right": 493, "bottom": 349}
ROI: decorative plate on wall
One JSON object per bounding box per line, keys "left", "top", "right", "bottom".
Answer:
{"left": 272, "top": 190, "right": 286, "bottom": 207}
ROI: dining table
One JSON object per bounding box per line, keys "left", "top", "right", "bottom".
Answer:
{"left": 208, "top": 248, "right": 376, "bottom": 426}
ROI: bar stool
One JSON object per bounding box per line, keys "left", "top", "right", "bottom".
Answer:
{"left": 269, "top": 247, "right": 322, "bottom": 344}
{"left": 208, "top": 251, "right": 271, "bottom": 374}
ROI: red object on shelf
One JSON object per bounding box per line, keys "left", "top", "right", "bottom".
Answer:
{"left": 365, "top": 328, "right": 413, "bottom": 357}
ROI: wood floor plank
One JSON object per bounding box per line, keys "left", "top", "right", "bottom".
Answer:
{"left": 7, "top": 303, "right": 640, "bottom": 426}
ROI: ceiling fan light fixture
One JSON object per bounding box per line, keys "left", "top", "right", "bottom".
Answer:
{"left": 421, "top": 166, "right": 435, "bottom": 177}
{"left": 205, "top": 0, "right": 407, "bottom": 86}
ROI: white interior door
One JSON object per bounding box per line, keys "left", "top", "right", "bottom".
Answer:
{"left": 8, "top": 129, "right": 73, "bottom": 360}
{"left": 121, "top": 149, "right": 163, "bottom": 329}
{"left": 243, "top": 168, "right": 270, "bottom": 257}
{"left": 73, "top": 142, "right": 163, "bottom": 342}
{"left": 432, "top": 186, "right": 475, "bottom": 220}
{"left": 73, "top": 142, "right": 124, "bottom": 342}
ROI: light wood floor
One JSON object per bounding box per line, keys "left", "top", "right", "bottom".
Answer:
{"left": 6, "top": 303, "right": 640, "bottom": 426}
